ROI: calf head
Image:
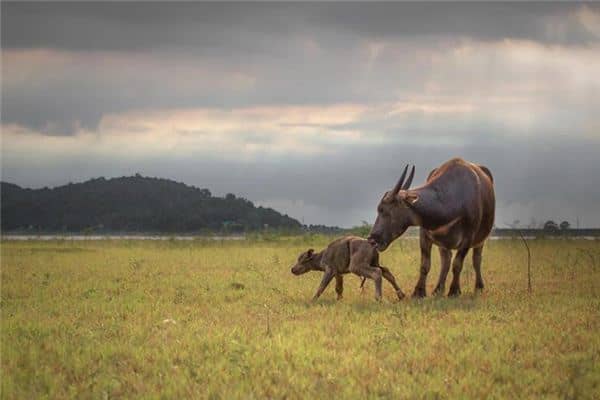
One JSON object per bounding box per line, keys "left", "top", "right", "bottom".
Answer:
{"left": 368, "top": 165, "right": 420, "bottom": 251}
{"left": 291, "top": 249, "right": 320, "bottom": 275}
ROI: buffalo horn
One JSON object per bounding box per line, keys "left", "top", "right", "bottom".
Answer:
{"left": 402, "top": 165, "right": 415, "bottom": 190}
{"left": 391, "top": 165, "right": 409, "bottom": 195}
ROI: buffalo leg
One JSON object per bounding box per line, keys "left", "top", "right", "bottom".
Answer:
{"left": 312, "top": 267, "right": 335, "bottom": 301}
{"left": 413, "top": 229, "right": 432, "bottom": 298}
{"left": 433, "top": 247, "right": 452, "bottom": 295}
{"left": 472, "top": 245, "right": 484, "bottom": 291}
{"left": 359, "top": 276, "right": 367, "bottom": 292}
{"left": 335, "top": 275, "right": 344, "bottom": 300}
{"left": 350, "top": 263, "right": 383, "bottom": 300}
{"left": 379, "top": 265, "right": 405, "bottom": 300}
{"left": 448, "top": 247, "right": 470, "bottom": 297}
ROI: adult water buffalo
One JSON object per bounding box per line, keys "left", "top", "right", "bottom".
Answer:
{"left": 368, "top": 158, "right": 495, "bottom": 297}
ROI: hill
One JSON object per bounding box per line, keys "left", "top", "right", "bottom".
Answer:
{"left": 0, "top": 176, "right": 302, "bottom": 233}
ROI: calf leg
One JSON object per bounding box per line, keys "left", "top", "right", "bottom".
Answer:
{"left": 335, "top": 275, "right": 344, "bottom": 300}
{"left": 472, "top": 245, "right": 484, "bottom": 291}
{"left": 312, "top": 266, "right": 335, "bottom": 301}
{"left": 413, "top": 229, "right": 433, "bottom": 298}
{"left": 448, "top": 247, "right": 470, "bottom": 297}
{"left": 378, "top": 265, "right": 405, "bottom": 300}
{"left": 433, "top": 247, "right": 452, "bottom": 295}
{"left": 350, "top": 263, "right": 383, "bottom": 300}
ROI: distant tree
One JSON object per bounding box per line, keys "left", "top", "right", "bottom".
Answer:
{"left": 543, "top": 220, "right": 559, "bottom": 234}
{"left": 347, "top": 221, "right": 372, "bottom": 237}
{"left": 560, "top": 221, "right": 571, "bottom": 230}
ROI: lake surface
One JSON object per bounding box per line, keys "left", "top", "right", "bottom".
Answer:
{"left": 1, "top": 234, "right": 597, "bottom": 241}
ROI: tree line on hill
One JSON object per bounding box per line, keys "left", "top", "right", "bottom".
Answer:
{"left": 0, "top": 175, "right": 303, "bottom": 234}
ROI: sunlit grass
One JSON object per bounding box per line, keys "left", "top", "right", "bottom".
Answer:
{"left": 1, "top": 237, "right": 599, "bottom": 399}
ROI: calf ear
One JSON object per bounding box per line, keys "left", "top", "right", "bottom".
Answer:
{"left": 307, "top": 249, "right": 314, "bottom": 257}
{"left": 398, "top": 191, "right": 419, "bottom": 206}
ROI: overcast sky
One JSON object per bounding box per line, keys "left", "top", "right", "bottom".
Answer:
{"left": 2, "top": 2, "right": 600, "bottom": 227}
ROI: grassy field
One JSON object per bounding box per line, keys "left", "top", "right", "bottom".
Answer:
{"left": 1, "top": 237, "right": 599, "bottom": 399}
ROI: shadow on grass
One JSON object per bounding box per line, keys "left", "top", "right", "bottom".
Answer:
{"left": 284, "top": 292, "right": 485, "bottom": 314}
{"left": 406, "top": 294, "right": 483, "bottom": 312}
{"left": 347, "top": 296, "right": 483, "bottom": 315}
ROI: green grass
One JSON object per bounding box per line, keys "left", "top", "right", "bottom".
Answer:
{"left": 2, "top": 237, "right": 599, "bottom": 399}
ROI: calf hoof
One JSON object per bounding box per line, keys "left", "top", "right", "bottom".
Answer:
{"left": 475, "top": 282, "right": 484, "bottom": 292}
{"left": 432, "top": 285, "right": 445, "bottom": 296}
{"left": 412, "top": 286, "right": 426, "bottom": 298}
{"left": 447, "top": 285, "right": 461, "bottom": 297}
{"left": 337, "top": 294, "right": 343, "bottom": 301}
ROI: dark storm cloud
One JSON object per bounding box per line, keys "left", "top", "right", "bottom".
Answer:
{"left": 1, "top": 2, "right": 314, "bottom": 54}
{"left": 2, "top": 2, "right": 598, "bottom": 51}
{"left": 310, "top": 2, "right": 599, "bottom": 45}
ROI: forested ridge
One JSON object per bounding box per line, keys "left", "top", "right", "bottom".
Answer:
{"left": 0, "top": 176, "right": 302, "bottom": 233}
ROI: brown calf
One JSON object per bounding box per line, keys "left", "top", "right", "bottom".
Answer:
{"left": 291, "top": 236, "right": 405, "bottom": 301}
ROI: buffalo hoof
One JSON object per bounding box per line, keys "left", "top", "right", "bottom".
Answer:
{"left": 396, "top": 289, "right": 406, "bottom": 301}
{"left": 448, "top": 285, "right": 461, "bottom": 297}
{"left": 412, "top": 286, "right": 426, "bottom": 298}
{"left": 432, "top": 285, "right": 445, "bottom": 296}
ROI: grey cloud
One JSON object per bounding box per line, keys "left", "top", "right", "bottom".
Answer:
{"left": 2, "top": 2, "right": 599, "bottom": 131}
{"left": 310, "top": 3, "right": 599, "bottom": 44}
{"left": 1, "top": 2, "right": 328, "bottom": 57}
{"left": 2, "top": 2, "right": 597, "bottom": 51}
{"left": 0, "top": 44, "right": 409, "bottom": 131}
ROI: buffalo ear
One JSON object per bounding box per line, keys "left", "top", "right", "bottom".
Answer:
{"left": 307, "top": 248, "right": 314, "bottom": 257}
{"left": 398, "top": 191, "right": 419, "bottom": 206}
